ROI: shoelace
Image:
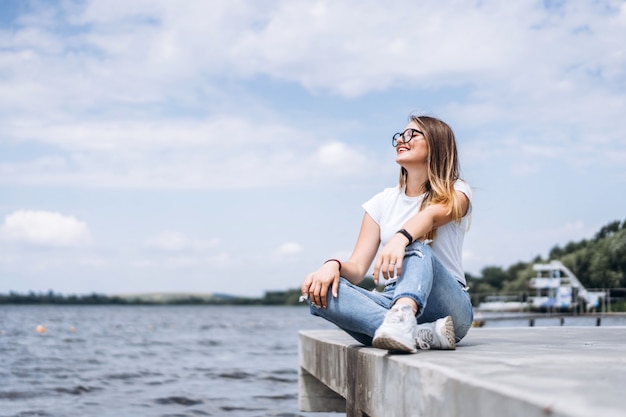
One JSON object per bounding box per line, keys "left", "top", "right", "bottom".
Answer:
{"left": 387, "top": 314, "right": 404, "bottom": 323}
{"left": 386, "top": 308, "right": 410, "bottom": 324}
{"left": 416, "top": 328, "right": 433, "bottom": 350}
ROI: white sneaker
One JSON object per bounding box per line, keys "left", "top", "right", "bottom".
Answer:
{"left": 415, "top": 316, "right": 456, "bottom": 350}
{"left": 372, "top": 305, "right": 418, "bottom": 353}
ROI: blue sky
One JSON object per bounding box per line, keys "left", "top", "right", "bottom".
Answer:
{"left": 1, "top": 0, "right": 625, "bottom": 297}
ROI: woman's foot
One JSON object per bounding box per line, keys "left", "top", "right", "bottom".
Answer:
{"left": 373, "top": 306, "right": 457, "bottom": 353}
{"left": 372, "top": 305, "right": 418, "bottom": 353}
{"left": 415, "top": 316, "right": 456, "bottom": 350}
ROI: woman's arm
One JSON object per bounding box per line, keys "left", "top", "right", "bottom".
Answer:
{"left": 301, "top": 213, "right": 380, "bottom": 308}
{"left": 373, "top": 190, "right": 469, "bottom": 282}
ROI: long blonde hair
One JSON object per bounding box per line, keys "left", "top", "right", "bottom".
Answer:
{"left": 399, "top": 115, "right": 464, "bottom": 241}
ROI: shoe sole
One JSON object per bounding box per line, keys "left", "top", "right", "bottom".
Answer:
{"left": 372, "top": 333, "right": 417, "bottom": 353}
{"left": 435, "top": 316, "right": 457, "bottom": 350}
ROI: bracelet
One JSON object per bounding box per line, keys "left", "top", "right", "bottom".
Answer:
{"left": 324, "top": 258, "right": 342, "bottom": 271}
{"left": 396, "top": 229, "right": 413, "bottom": 245}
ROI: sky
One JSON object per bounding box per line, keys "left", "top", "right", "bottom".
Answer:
{"left": 0, "top": 0, "right": 625, "bottom": 297}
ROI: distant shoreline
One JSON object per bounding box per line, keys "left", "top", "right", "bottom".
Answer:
{"left": 0, "top": 289, "right": 305, "bottom": 306}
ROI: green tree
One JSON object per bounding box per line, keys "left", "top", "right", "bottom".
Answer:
{"left": 594, "top": 220, "right": 621, "bottom": 240}
{"left": 480, "top": 266, "right": 510, "bottom": 291}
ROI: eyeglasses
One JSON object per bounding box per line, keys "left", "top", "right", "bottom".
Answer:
{"left": 392, "top": 128, "right": 423, "bottom": 147}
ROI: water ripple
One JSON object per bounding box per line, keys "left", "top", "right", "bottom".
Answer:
{"left": 52, "top": 385, "right": 100, "bottom": 395}
{"left": 154, "top": 396, "right": 203, "bottom": 406}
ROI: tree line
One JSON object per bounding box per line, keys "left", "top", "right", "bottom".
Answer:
{"left": 465, "top": 219, "right": 626, "bottom": 296}
{"left": 0, "top": 290, "right": 306, "bottom": 306}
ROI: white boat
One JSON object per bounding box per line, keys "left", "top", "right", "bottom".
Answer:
{"left": 528, "top": 260, "right": 605, "bottom": 312}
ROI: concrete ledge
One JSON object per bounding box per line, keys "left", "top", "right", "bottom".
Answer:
{"left": 299, "top": 327, "right": 626, "bottom": 417}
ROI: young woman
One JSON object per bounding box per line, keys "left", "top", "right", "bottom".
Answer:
{"left": 301, "top": 115, "right": 473, "bottom": 353}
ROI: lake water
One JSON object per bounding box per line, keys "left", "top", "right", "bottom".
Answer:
{"left": 0, "top": 305, "right": 340, "bottom": 417}
{"left": 3, "top": 305, "right": 625, "bottom": 417}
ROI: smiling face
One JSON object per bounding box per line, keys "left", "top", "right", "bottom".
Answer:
{"left": 395, "top": 120, "right": 429, "bottom": 168}
{"left": 397, "top": 115, "right": 460, "bottom": 194}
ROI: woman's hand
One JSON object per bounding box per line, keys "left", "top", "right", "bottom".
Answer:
{"left": 301, "top": 262, "right": 341, "bottom": 309}
{"left": 373, "top": 233, "right": 409, "bottom": 284}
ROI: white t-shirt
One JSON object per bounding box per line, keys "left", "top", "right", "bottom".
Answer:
{"left": 362, "top": 180, "right": 472, "bottom": 285}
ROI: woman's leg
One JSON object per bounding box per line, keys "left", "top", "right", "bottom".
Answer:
{"left": 390, "top": 241, "right": 434, "bottom": 311}
{"left": 311, "top": 241, "right": 473, "bottom": 349}
{"left": 309, "top": 278, "right": 393, "bottom": 346}
{"left": 395, "top": 241, "right": 473, "bottom": 341}
{"left": 416, "top": 255, "right": 474, "bottom": 341}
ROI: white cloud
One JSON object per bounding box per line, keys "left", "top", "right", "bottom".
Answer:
{"left": 275, "top": 242, "right": 304, "bottom": 256}
{"left": 0, "top": 210, "right": 91, "bottom": 247}
{"left": 205, "top": 251, "right": 232, "bottom": 267}
{"left": 131, "top": 259, "right": 156, "bottom": 268}
{"left": 462, "top": 249, "right": 479, "bottom": 261}
{"left": 163, "top": 256, "right": 201, "bottom": 268}
{"left": 130, "top": 250, "right": 233, "bottom": 271}
{"left": 145, "top": 232, "right": 219, "bottom": 252}
{"left": 0, "top": 0, "right": 624, "bottom": 189}
{"left": 0, "top": 1, "right": 524, "bottom": 105}
{"left": 317, "top": 142, "right": 348, "bottom": 166}
{"left": 315, "top": 141, "right": 371, "bottom": 176}
{"left": 231, "top": 1, "right": 526, "bottom": 96}
{"left": 77, "top": 256, "right": 107, "bottom": 267}
{"left": 0, "top": 115, "right": 384, "bottom": 189}
{"left": 3, "top": 1, "right": 624, "bottom": 106}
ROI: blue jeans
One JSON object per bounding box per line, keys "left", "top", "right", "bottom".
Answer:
{"left": 310, "top": 241, "right": 473, "bottom": 346}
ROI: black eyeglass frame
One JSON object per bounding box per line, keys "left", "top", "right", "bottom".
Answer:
{"left": 392, "top": 128, "right": 424, "bottom": 147}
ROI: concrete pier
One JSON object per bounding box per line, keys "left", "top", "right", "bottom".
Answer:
{"left": 299, "top": 327, "right": 626, "bottom": 417}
